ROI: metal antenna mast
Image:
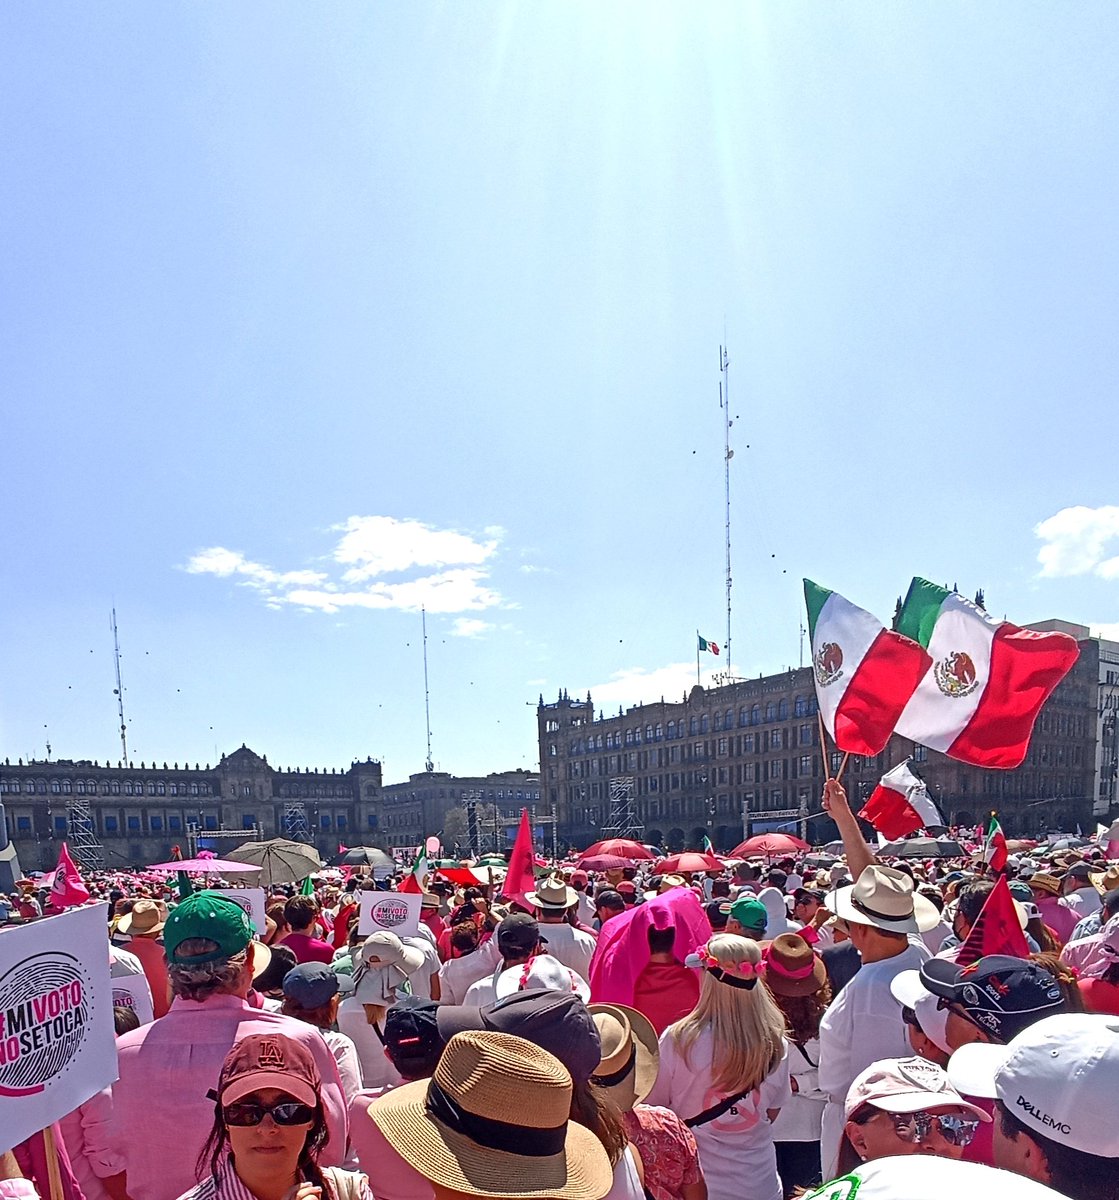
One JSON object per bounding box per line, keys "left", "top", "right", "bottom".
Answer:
{"left": 422, "top": 606, "right": 434, "bottom": 772}
{"left": 111, "top": 607, "right": 129, "bottom": 764}
{"left": 720, "top": 344, "right": 733, "bottom": 676}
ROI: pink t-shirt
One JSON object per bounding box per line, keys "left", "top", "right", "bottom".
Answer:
{"left": 281, "top": 932, "right": 336, "bottom": 964}
{"left": 348, "top": 1089, "right": 433, "bottom": 1200}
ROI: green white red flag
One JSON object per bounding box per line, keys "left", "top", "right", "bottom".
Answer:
{"left": 984, "top": 814, "right": 1008, "bottom": 873}
{"left": 858, "top": 761, "right": 944, "bottom": 841}
{"left": 893, "top": 579, "right": 1080, "bottom": 768}
{"left": 398, "top": 846, "right": 428, "bottom": 894}
{"left": 697, "top": 634, "right": 720, "bottom": 655}
{"left": 804, "top": 580, "right": 933, "bottom": 756}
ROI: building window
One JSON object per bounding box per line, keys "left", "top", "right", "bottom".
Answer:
{"left": 16, "top": 816, "right": 31, "bottom": 832}
{"left": 794, "top": 695, "right": 808, "bottom": 717}
{"left": 104, "top": 816, "right": 118, "bottom": 833}
{"left": 124, "top": 782, "right": 133, "bottom": 796}
{"left": 321, "top": 814, "right": 332, "bottom": 829}
{"left": 76, "top": 781, "right": 86, "bottom": 795}
{"left": 778, "top": 699, "right": 789, "bottom": 720}
{"left": 157, "top": 782, "right": 165, "bottom": 795}
{"left": 242, "top": 814, "right": 256, "bottom": 829}
{"left": 765, "top": 703, "right": 776, "bottom": 721}
{"left": 190, "top": 784, "right": 199, "bottom": 796}
{"left": 111, "top": 781, "right": 121, "bottom": 795}
{"left": 148, "top": 782, "right": 156, "bottom": 795}
{"left": 751, "top": 705, "right": 761, "bottom": 724}
{"left": 913, "top": 745, "right": 928, "bottom": 763}
{"left": 204, "top": 815, "right": 217, "bottom": 830}
{"left": 150, "top": 816, "right": 163, "bottom": 831}
{"left": 337, "top": 814, "right": 348, "bottom": 830}
{"left": 51, "top": 780, "right": 61, "bottom": 794}
{"left": 368, "top": 814, "right": 378, "bottom": 829}
{"left": 62, "top": 779, "right": 72, "bottom": 794}
{"left": 169, "top": 815, "right": 182, "bottom": 831}
{"left": 127, "top": 816, "right": 141, "bottom": 831}
{"left": 799, "top": 755, "right": 812, "bottom": 776}
{"left": 54, "top": 816, "right": 68, "bottom": 833}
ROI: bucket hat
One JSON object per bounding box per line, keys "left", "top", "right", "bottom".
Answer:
{"left": 761, "top": 933, "right": 828, "bottom": 998}
{"left": 367, "top": 1030, "right": 612, "bottom": 1200}
{"left": 117, "top": 898, "right": 166, "bottom": 937}
{"left": 588, "top": 1003, "right": 659, "bottom": 1111}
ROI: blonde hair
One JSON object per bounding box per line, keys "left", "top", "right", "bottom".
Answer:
{"left": 667, "top": 933, "right": 786, "bottom": 1093}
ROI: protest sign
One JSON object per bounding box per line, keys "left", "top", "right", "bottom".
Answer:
{"left": 219, "top": 887, "right": 267, "bottom": 934}
{"left": 358, "top": 890, "right": 421, "bottom": 937}
{"left": 0, "top": 903, "right": 117, "bottom": 1148}
{"left": 111, "top": 973, "right": 155, "bottom": 1026}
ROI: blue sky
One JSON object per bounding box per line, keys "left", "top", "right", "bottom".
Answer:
{"left": 3, "top": 4, "right": 1117, "bottom": 785}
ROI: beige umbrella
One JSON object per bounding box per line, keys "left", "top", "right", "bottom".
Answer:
{"left": 226, "top": 837, "right": 323, "bottom": 887}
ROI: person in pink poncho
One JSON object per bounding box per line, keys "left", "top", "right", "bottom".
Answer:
{"left": 588, "top": 888, "right": 712, "bottom": 1033}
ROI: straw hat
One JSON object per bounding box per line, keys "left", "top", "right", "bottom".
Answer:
{"left": 588, "top": 1003, "right": 659, "bottom": 1112}
{"left": 1029, "top": 872, "right": 1063, "bottom": 897}
{"left": 526, "top": 874, "right": 579, "bottom": 911}
{"left": 367, "top": 1030, "right": 612, "bottom": 1200}
{"left": 830, "top": 865, "right": 940, "bottom": 935}
{"left": 117, "top": 898, "right": 166, "bottom": 937}
{"left": 761, "top": 934, "right": 828, "bottom": 998}
{"left": 1090, "top": 865, "right": 1119, "bottom": 896}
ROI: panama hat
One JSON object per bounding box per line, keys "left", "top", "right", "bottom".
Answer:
{"left": 829, "top": 865, "right": 939, "bottom": 935}
{"left": 367, "top": 1030, "right": 612, "bottom": 1200}
{"left": 117, "top": 898, "right": 166, "bottom": 937}
{"left": 588, "top": 1003, "right": 659, "bottom": 1111}
{"left": 761, "top": 934, "right": 828, "bottom": 998}
{"left": 526, "top": 874, "right": 579, "bottom": 911}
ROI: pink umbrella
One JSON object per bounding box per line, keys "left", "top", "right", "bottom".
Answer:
{"left": 576, "top": 853, "right": 631, "bottom": 872}
{"left": 146, "top": 858, "right": 263, "bottom": 873}
{"left": 652, "top": 852, "right": 723, "bottom": 875}
{"left": 729, "top": 833, "right": 810, "bottom": 859}
{"left": 581, "top": 838, "right": 655, "bottom": 861}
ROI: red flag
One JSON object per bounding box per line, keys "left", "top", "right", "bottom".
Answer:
{"left": 956, "top": 874, "right": 1030, "bottom": 966}
{"left": 984, "top": 813, "right": 1008, "bottom": 873}
{"left": 338, "top": 842, "right": 349, "bottom": 855}
{"left": 47, "top": 843, "right": 90, "bottom": 912}
{"left": 500, "top": 809, "right": 536, "bottom": 910}
{"left": 859, "top": 762, "right": 944, "bottom": 840}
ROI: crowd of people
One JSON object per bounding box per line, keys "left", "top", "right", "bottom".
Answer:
{"left": 3, "top": 777, "right": 1119, "bottom": 1200}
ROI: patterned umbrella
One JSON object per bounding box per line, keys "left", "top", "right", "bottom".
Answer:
{"left": 226, "top": 837, "right": 323, "bottom": 886}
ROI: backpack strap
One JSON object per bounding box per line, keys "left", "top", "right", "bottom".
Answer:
{"left": 684, "top": 1085, "right": 754, "bottom": 1128}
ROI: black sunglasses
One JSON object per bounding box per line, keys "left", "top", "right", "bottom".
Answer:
{"left": 223, "top": 1100, "right": 316, "bottom": 1127}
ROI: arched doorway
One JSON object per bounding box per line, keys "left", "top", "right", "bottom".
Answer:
{"left": 667, "top": 827, "right": 686, "bottom": 852}
{"left": 646, "top": 829, "right": 665, "bottom": 851}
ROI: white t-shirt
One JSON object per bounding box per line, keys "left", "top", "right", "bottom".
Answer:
{"left": 336, "top": 996, "right": 403, "bottom": 1091}
{"left": 817, "top": 940, "right": 930, "bottom": 1176}
{"left": 769, "top": 1037, "right": 825, "bottom": 1144}
{"left": 646, "top": 1026, "right": 791, "bottom": 1200}
{"left": 438, "top": 941, "right": 501, "bottom": 1005}
{"left": 535, "top": 920, "right": 597, "bottom": 978}
{"left": 402, "top": 936, "right": 441, "bottom": 1001}
{"left": 604, "top": 1145, "right": 644, "bottom": 1200}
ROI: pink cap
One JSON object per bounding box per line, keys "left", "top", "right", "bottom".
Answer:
{"left": 844, "top": 1056, "right": 992, "bottom": 1122}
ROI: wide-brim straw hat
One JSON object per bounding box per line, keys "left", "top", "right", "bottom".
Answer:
{"left": 761, "top": 934, "right": 828, "bottom": 998}
{"left": 1090, "top": 865, "right": 1119, "bottom": 896}
{"left": 117, "top": 898, "right": 166, "bottom": 936}
{"left": 1029, "top": 872, "right": 1063, "bottom": 897}
{"left": 830, "top": 865, "right": 940, "bottom": 935}
{"left": 526, "top": 874, "right": 580, "bottom": 911}
{"left": 588, "top": 1003, "right": 659, "bottom": 1111}
{"left": 368, "top": 1030, "right": 612, "bottom": 1200}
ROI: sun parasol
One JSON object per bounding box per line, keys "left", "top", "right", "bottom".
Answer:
{"left": 575, "top": 853, "right": 631, "bottom": 872}
{"left": 651, "top": 852, "right": 723, "bottom": 875}
{"left": 876, "top": 836, "right": 965, "bottom": 859}
{"left": 581, "top": 838, "right": 655, "bottom": 861}
{"left": 334, "top": 846, "right": 395, "bottom": 870}
{"left": 226, "top": 838, "right": 324, "bottom": 886}
{"left": 729, "top": 833, "right": 810, "bottom": 859}
{"left": 146, "top": 857, "right": 262, "bottom": 873}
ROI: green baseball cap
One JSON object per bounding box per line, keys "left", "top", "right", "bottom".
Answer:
{"left": 729, "top": 895, "right": 768, "bottom": 933}
{"left": 164, "top": 891, "right": 255, "bottom": 965}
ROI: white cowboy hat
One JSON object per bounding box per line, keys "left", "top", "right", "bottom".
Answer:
{"left": 829, "top": 865, "right": 940, "bottom": 935}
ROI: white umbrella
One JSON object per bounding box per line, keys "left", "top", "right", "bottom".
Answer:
{"left": 226, "top": 838, "right": 323, "bottom": 886}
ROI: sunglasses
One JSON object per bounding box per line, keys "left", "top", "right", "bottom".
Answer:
{"left": 888, "top": 1110, "right": 980, "bottom": 1147}
{"left": 223, "top": 1100, "right": 316, "bottom": 1127}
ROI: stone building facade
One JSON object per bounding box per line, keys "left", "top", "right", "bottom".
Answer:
{"left": 538, "top": 627, "right": 1104, "bottom": 851}
{"left": 0, "top": 745, "right": 384, "bottom": 871}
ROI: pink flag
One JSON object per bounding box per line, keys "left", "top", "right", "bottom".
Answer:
{"left": 48, "top": 843, "right": 90, "bottom": 912}
{"left": 500, "top": 809, "right": 536, "bottom": 910}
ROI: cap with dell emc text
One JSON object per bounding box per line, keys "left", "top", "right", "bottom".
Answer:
{"left": 949, "top": 1013, "right": 1119, "bottom": 1158}
{"left": 919, "top": 955, "right": 1067, "bottom": 1043}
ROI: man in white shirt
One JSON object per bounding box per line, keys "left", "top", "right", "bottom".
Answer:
{"left": 524, "top": 874, "right": 597, "bottom": 979}
{"left": 462, "top": 913, "right": 546, "bottom": 1006}
{"left": 816, "top": 780, "right": 938, "bottom": 1178}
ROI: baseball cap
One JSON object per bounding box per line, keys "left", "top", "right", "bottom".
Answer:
{"left": 792, "top": 887, "right": 825, "bottom": 905}
{"left": 704, "top": 900, "right": 730, "bottom": 930}
{"left": 890, "top": 970, "right": 951, "bottom": 1055}
{"left": 729, "top": 896, "right": 767, "bottom": 932}
{"left": 437, "top": 987, "right": 601, "bottom": 1084}
{"left": 218, "top": 1033, "right": 320, "bottom": 1108}
{"left": 949, "top": 1014, "right": 1119, "bottom": 1156}
{"left": 844, "top": 1055, "right": 991, "bottom": 1122}
{"left": 164, "top": 891, "right": 255, "bottom": 965}
{"left": 801, "top": 1154, "right": 1069, "bottom": 1200}
{"left": 496, "top": 913, "right": 544, "bottom": 955}
{"left": 282, "top": 962, "right": 353, "bottom": 1009}
{"left": 919, "top": 956, "right": 1068, "bottom": 1043}
{"left": 383, "top": 995, "right": 445, "bottom": 1072}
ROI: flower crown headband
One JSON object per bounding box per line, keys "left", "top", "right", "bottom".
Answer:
{"left": 695, "top": 943, "right": 760, "bottom": 990}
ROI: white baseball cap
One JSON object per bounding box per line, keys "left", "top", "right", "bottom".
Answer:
{"left": 948, "top": 1014, "right": 1119, "bottom": 1156}
{"left": 889, "top": 970, "right": 951, "bottom": 1056}
{"left": 802, "top": 1153, "right": 1070, "bottom": 1200}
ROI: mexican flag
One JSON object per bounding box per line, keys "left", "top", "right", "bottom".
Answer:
{"left": 804, "top": 580, "right": 932, "bottom": 756}
{"left": 398, "top": 846, "right": 428, "bottom": 895}
{"left": 698, "top": 634, "right": 720, "bottom": 655}
{"left": 894, "top": 579, "right": 1080, "bottom": 768}
{"left": 858, "top": 761, "right": 945, "bottom": 841}
{"left": 984, "top": 814, "right": 1008, "bottom": 873}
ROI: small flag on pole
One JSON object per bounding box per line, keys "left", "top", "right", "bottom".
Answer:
{"left": 984, "top": 813, "right": 1008, "bottom": 873}
{"left": 697, "top": 634, "right": 720, "bottom": 655}
{"left": 47, "top": 843, "right": 90, "bottom": 912}
{"left": 398, "top": 845, "right": 429, "bottom": 894}
{"left": 858, "top": 761, "right": 944, "bottom": 840}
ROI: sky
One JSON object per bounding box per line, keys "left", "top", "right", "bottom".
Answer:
{"left": 2, "top": 4, "right": 1117, "bottom": 786}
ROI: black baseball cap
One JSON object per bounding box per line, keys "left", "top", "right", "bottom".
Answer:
{"left": 919, "top": 955, "right": 1068, "bottom": 1044}
{"left": 496, "top": 912, "right": 545, "bottom": 955}
{"left": 436, "top": 988, "right": 601, "bottom": 1084}
{"left": 793, "top": 888, "right": 825, "bottom": 905}
{"left": 383, "top": 996, "right": 445, "bottom": 1075}
{"left": 704, "top": 899, "right": 730, "bottom": 931}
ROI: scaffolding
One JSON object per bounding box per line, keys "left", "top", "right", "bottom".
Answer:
{"left": 603, "top": 776, "right": 643, "bottom": 840}
{"left": 281, "top": 801, "right": 312, "bottom": 844}
{"left": 66, "top": 793, "right": 104, "bottom": 871}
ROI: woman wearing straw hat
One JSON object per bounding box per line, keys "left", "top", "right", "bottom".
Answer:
{"left": 589, "top": 1004, "right": 706, "bottom": 1200}
{"left": 368, "top": 1029, "right": 614, "bottom": 1200}
{"left": 646, "top": 934, "right": 791, "bottom": 1200}
{"left": 760, "top": 934, "right": 831, "bottom": 1198}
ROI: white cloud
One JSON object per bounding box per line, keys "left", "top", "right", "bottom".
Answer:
{"left": 450, "top": 617, "right": 493, "bottom": 638}
{"left": 1035, "top": 506, "right": 1119, "bottom": 578}
{"left": 587, "top": 661, "right": 721, "bottom": 709}
{"left": 1092, "top": 622, "right": 1119, "bottom": 641}
{"left": 184, "top": 517, "right": 506, "bottom": 617}
{"left": 333, "top": 516, "right": 499, "bottom": 583}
